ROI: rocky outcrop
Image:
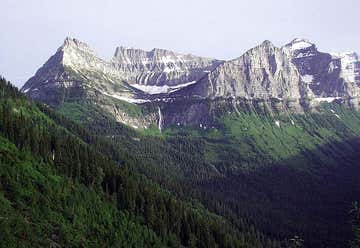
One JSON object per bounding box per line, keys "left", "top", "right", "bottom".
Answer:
{"left": 283, "top": 38, "right": 360, "bottom": 98}
{"left": 21, "top": 37, "right": 138, "bottom": 106}
{"left": 111, "top": 46, "right": 223, "bottom": 88}
{"left": 183, "top": 40, "right": 311, "bottom": 100}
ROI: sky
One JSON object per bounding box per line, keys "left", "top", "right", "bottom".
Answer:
{"left": 1, "top": 0, "right": 360, "bottom": 88}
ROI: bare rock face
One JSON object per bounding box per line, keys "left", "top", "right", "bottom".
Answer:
{"left": 184, "top": 40, "right": 311, "bottom": 100}
{"left": 22, "top": 38, "right": 222, "bottom": 105}
{"left": 111, "top": 46, "right": 223, "bottom": 88}
{"left": 21, "top": 37, "right": 139, "bottom": 106}
{"left": 178, "top": 39, "right": 360, "bottom": 104}
{"left": 283, "top": 38, "right": 360, "bottom": 98}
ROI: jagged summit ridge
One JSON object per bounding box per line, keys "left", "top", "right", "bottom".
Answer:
{"left": 21, "top": 37, "right": 137, "bottom": 105}
{"left": 22, "top": 37, "right": 360, "bottom": 108}
{"left": 111, "top": 45, "right": 223, "bottom": 87}
{"left": 62, "top": 37, "right": 93, "bottom": 50}
{"left": 21, "top": 37, "right": 223, "bottom": 105}
{"left": 186, "top": 39, "right": 308, "bottom": 100}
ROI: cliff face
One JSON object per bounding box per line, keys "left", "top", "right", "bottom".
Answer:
{"left": 284, "top": 38, "right": 360, "bottom": 98}
{"left": 21, "top": 37, "right": 138, "bottom": 106}
{"left": 186, "top": 41, "right": 310, "bottom": 100}
{"left": 111, "top": 46, "right": 223, "bottom": 88}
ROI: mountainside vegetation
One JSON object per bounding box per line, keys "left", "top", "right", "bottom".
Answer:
{"left": 0, "top": 77, "right": 284, "bottom": 247}
{"left": 50, "top": 95, "right": 360, "bottom": 248}
{"left": 2, "top": 74, "right": 360, "bottom": 247}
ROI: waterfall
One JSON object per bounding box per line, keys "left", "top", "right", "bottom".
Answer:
{"left": 158, "top": 106, "right": 163, "bottom": 132}
{"left": 232, "top": 99, "right": 241, "bottom": 116}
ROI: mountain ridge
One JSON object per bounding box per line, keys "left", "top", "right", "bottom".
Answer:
{"left": 21, "top": 37, "right": 360, "bottom": 129}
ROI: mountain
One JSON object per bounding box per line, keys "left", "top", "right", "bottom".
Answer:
{"left": 284, "top": 38, "right": 360, "bottom": 98}
{"left": 183, "top": 40, "right": 310, "bottom": 100}
{"left": 10, "top": 37, "right": 360, "bottom": 247}
{"left": 21, "top": 37, "right": 360, "bottom": 130}
{"left": 21, "top": 38, "right": 227, "bottom": 128}
{"left": 178, "top": 39, "right": 360, "bottom": 104}
{"left": 21, "top": 37, "right": 141, "bottom": 105}
{"left": 22, "top": 37, "right": 222, "bottom": 105}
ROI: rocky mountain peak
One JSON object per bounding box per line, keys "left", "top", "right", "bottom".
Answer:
{"left": 60, "top": 37, "right": 95, "bottom": 55}
{"left": 239, "top": 39, "right": 281, "bottom": 60}
{"left": 260, "top": 40, "right": 275, "bottom": 47}
{"left": 186, "top": 40, "right": 307, "bottom": 100}
{"left": 58, "top": 37, "right": 100, "bottom": 68}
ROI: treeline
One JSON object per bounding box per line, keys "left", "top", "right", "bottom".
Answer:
{"left": 0, "top": 77, "right": 280, "bottom": 247}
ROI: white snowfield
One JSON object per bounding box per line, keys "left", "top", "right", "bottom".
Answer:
{"left": 302, "top": 74, "right": 314, "bottom": 84}
{"left": 130, "top": 81, "right": 197, "bottom": 95}
{"left": 97, "top": 89, "right": 150, "bottom": 104}
{"left": 289, "top": 39, "right": 313, "bottom": 50}
{"left": 313, "top": 97, "right": 342, "bottom": 103}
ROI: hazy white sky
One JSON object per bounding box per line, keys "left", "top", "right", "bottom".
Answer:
{"left": 1, "top": 0, "right": 360, "bottom": 87}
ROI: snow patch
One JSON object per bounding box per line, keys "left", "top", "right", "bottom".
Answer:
{"left": 275, "top": 120, "right": 281, "bottom": 127}
{"left": 314, "top": 97, "right": 342, "bottom": 103}
{"left": 290, "top": 40, "right": 313, "bottom": 50}
{"left": 302, "top": 74, "right": 314, "bottom": 84}
{"left": 97, "top": 89, "right": 150, "bottom": 104}
{"left": 130, "top": 81, "right": 197, "bottom": 95}
{"left": 295, "top": 52, "right": 315, "bottom": 58}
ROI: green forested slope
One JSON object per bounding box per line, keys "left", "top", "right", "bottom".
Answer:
{"left": 4, "top": 74, "right": 360, "bottom": 247}
{"left": 0, "top": 77, "right": 281, "bottom": 247}
{"left": 51, "top": 96, "right": 360, "bottom": 248}
{"left": 0, "top": 136, "right": 164, "bottom": 247}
